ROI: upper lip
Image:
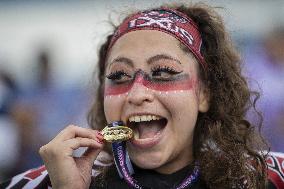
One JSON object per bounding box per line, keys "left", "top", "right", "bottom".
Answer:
{"left": 123, "top": 112, "right": 165, "bottom": 126}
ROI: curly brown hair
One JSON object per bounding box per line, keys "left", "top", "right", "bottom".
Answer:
{"left": 88, "top": 3, "right": 268, "bottom": 189}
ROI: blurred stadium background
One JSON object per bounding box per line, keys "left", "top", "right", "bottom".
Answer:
{"left": 0, "top": 0, "right": 284, "bottom": 181}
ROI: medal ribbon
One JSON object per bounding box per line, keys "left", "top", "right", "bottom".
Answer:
{"left": 110, "top": 121, "right": 200, "bottom": 189}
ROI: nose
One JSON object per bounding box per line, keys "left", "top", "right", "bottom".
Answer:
{"left": 126, "top": 82, "right": 154, "bottom": 106}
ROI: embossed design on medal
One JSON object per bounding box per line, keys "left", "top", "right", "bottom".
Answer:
{"left": 101, "top": 125, "right": 133, "bottom": 142}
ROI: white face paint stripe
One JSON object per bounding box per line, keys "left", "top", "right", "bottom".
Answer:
{"left": 104, "top": 87, "right": 192, "bottom": 99}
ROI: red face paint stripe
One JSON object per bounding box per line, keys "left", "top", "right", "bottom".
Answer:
{"left": 104, "top": 84, "right": 132, "bottom": 96}
{"left": 144, "top": 79, "right": 194, "bottom": 91}
{"left": 104, "top": 75, "right": 196, "bottom": 96}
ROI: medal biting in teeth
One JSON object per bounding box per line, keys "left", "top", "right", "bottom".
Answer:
{"left": 101, "top": 125, "right": 133, "bottom": 142}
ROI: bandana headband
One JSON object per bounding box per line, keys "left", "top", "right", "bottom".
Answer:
{"left": 108, "top": 8, "right": 206, "bottom": 70}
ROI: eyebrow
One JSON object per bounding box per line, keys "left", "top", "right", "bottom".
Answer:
{"left": 147, "top": 54, "right": 182, "bottom": 65}
{"left": 108, "top": 57, "right": 134, "bottom": 68}
{"left": 108, "top": 53, "right": 181, "bottom": 68}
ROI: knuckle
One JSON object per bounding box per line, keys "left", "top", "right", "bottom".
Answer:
{"left": 66, "top": 124, "right": 77, "bottom": 131}
{"left": 39, "top": 143, "right": 59, "bottom": 157}
{"left": 38, "top": 146, "right": 45, "bottom": 155}
{"left": 39, "top": 145, "right": 48, "bottom": 155}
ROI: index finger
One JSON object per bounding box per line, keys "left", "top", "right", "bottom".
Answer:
{"left": 56, "top": 125, "right": 99, "bottom": 141}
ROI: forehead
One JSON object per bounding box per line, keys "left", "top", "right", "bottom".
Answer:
{"left": 107, "top": 30, "right": 185, "bottom": 61}
{"left": 106, "top": 30, "right": 200, "bottom": 75}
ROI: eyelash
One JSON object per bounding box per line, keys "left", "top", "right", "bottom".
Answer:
{"left": 151, "top": 66, "right": 182, "bottom": 76}
{"left": 106, "top": 66, "right": 182, "bottom": 83}
{"left": 106, "top": 70, "right": 131, "bottom": 81}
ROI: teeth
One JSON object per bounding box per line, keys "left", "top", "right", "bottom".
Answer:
{"left": 129, "top": 117, "right": 135, "bottom": 122}
{"left": 135, "top": 116, "right": 140, "bottom": 122}
{"left": 128, "top": 115, "right": 161, "bottom": 123}
{"left": 141, "top": 115, "right": 147, "bottom": 121}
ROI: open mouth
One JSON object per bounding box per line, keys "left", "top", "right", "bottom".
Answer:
{"left": 127, "top": 115, "right": 168, "bottom": 140}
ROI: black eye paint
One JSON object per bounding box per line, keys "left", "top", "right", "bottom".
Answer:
{"left": 104, "top": 69, "right": 194, "bottom": 96}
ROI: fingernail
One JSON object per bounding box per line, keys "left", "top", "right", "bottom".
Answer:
{"left": 98, "top": 132, "right": 103, "bottom": 136}
{"left": 97, "top": 134, "right": 104, "bottom": 140}
{"left": 97, "top": 133, "right": 104, "bottom": 139}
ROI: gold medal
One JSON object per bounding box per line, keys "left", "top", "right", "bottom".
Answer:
{"left": 101, "top": 125, "right": 133, "bottom": 142}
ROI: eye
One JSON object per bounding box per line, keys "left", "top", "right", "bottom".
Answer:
{"left": 106, "top": 70, "right": 132, "bottom": 83}
{"left": 151, "top": 66, "right": 183, "bottom": 80}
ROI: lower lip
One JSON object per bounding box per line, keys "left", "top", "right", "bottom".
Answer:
{"left": 129, "top": 128, "right": 164, "bottom": 149}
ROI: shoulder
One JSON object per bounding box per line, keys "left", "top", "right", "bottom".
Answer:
{"left": 0, "top": 153, "right": 113, "bottom": 189}
{"left": 266, "top": 151, "right": 284, "bottom": 189}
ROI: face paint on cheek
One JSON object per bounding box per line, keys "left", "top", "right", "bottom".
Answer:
{"left": 145, "top": 75, "right": 196, "bottom": 92}
{"left": 104, "top": 82, "right": 132, "bottom": 96}
{"left": 104, "top": 70, "right": 197, "bottom": 96}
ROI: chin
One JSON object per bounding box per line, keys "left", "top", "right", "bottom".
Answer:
{"left": 129, "top": 150, "right": 166, "bottom": 170}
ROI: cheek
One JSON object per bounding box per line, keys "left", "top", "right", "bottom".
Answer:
{"left": 157, "top": 90, "right": 200, "bottom": 135}
{"left": 104, "top": 94, "right": 126, "bottom": 122}
{"left": 155, "top": 76, "right": 200, "bottom": 113}
{"left": 161, "top": 92, "right": 199, "bottom": 149}
{"left": 159, "top": 91, "right": 199, "bottom": 116}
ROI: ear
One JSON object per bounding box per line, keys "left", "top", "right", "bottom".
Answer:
{"left": 198, "top": 84, "right": 210, "bottom": 113}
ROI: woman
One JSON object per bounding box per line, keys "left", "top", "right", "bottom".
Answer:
{"left": 1, "top": 3, "right": 284, "bottom": 189}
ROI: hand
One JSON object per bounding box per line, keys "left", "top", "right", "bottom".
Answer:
{"left": 39, "top": 125, "right": 104, "bottom": 189}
